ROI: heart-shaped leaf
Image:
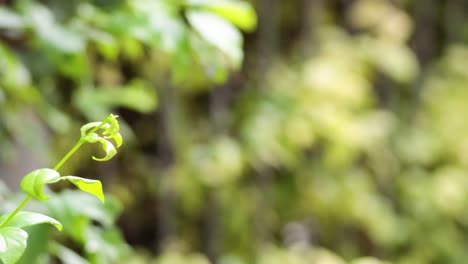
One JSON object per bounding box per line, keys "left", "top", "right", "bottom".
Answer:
{"left": 0, "top": 211, "right": 62, "bottom": 231}
{"left": 0, "top": 227, "right": 28, "bottom": 264}
{"left": 60, "top": 176, "right": 105, "bottom": 203}
{"left": 20, "top": 168, "right": 60, "bottom": 201}
{"left": 84, "top": 133, "right": 117, "bottom": 161}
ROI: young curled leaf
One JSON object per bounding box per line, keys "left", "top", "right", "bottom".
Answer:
{"left": 80, "top": 121, "right": 102, "bottom": 137}
{"left": 0, "top": 227, "right": 27, "bottom": 264}
{"left": 0, "top": 211, "right": 62, "bottom": 231}
{"left": 20, "top": 168, "right": 60, "bottom": 201}
{"left": 81, "top": 114, "right": 122, "bottom": 148}
{"left": 84, "top": 133, "right": 117, "bottom": 161}
{"left": 104, "top": 132, "right": 122, "bottom": 148}
{"left": 59, "top": 176, "right": 105, "bottom": 203}
{"left": 103, "top": 114, "right": 122, "bottom": 147}
{"left": 106, "top": 114, "right": 120, "bottom": 134}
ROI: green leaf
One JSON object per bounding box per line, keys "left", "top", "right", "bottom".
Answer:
{"left": 189, "top": 0, "right": 257, "bottom": 31}
{"left": 0, "top": 212, "right": 62, "bottom": 231}
{"left": 60, "top": 176, "right": 105, "bottom": 203}
{"left": 20, "top": 168, "right": 60, "bottom": 201}
{"left": 84, "top": 133, "right": 117, "bottom": 161}
{"left": 0, "top": 227, "right": 28, "bottom": 264}
{"left": 186, "top": 10, "right": 243, "bottom": 68}
{"left": 26, "top": 3, "right": 85, "bottom": 53}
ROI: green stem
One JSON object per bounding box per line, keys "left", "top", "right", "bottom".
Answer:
{"left": 1, "top": 117, "right": 110, "bottom": 227}
{"left": 53, "top": 139, "right": 86, "bottom": 171}
{"left": 0, "top": 138, "right": 83, "bottom": 227}
{"left": 53, "top": 118, "right": 108, "bottom": 173}
{"left": 1, "top": 196, "right": 31, "bottom": 226}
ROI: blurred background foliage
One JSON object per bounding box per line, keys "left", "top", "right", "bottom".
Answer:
{"left": 1, "top": 0, "right": 468, "bottom": 263}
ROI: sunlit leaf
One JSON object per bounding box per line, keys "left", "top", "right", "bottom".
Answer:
{"left": 186, "top": 10, "right": 243, "bottom": 68}
{"left": 0, "top": 227, "right": 27, "bottom": 264}
{"left": 189, "top": 0, "right": 257, "bottom": 31}
{"left": 20, "top": 168, "right": 60, "bottom": 201}
{"left": 60, "top": 176, "right": 105, "bottom": 203}
{"left": 26, "top": 3, "right": 85, "bottom": 53}
{"left": 0, "top": 211, "right": 62, "bottom": 231}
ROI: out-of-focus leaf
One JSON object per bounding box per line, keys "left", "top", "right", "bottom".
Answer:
{"left": 350, "top": 0, "right": 412, "bottom": 42}
{"left": 85, "top": 226, "right": 131, "bottom": 262}
{"left": 188, "top": 0, "right": 257, "bottom": 31}
{"left": 26, "top": 3, "right": 85, "bottom": 53}
{"left": 50, "top": 242, "right": 88, "bottom": 264}
{"left": 351, "top": 257, "right": 391, "bottom": 264}
{"left": 73, "top": 81, "right": 157, "bottom": 120}
{"left": 362, "top": 38, "right": 419, "bottom": 83}
{"left": 45, "top": 191, "right": 123, "bottom": 243}
{"left": 187, "top": 10, "right": 243, "bottom": 68}
{"left": 155, "top": 251, "right": 210, "bottom": 264}
{"left": 0, "top": 227, "right": 28, "bottom": 264}
{"left": 39, "top": 106, "right": 72, "bottom": 134}
{"left": 0, "top": 8, "right": 25, "bottom": 29}
{"left": 0, "top": 44, "right": 32, "bottom": 89}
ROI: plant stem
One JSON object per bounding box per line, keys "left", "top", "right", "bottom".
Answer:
{"left": 53, "top": 139, "right": 86, "bottom": 171}
{"left": 0, "top": 117, "right": 110, "bottom": 227}
{"left": 1, "top": 196, "right": 31, "bottom": 226}
{"left": 0, "top": 139, "right": 84, "bottom": 227}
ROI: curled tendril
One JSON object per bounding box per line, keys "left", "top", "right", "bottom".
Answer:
{"left": 80, "top": 114, "right": 122, "bottom": 161}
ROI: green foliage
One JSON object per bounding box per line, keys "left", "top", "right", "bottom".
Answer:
{"left": 0, "top": 228, "right": 27, "bottom": 264}
{"left": 19, "top": 169, "right": 60, "bottom": 201}
{"left": 56, "top": 176, "right": 105, "bottom": 203}
{"left": 0, "top": 0, "right": 255, "bottom": 170}
{"left": 5, "top": 0, "right": 468, "bottom": 263}
{"left": 0, "top": 0, "right": 257, "bottom": 261}
{"left": 187, "top": 0, "right": 257, "bottom": 31}
{"left": 0, "top": 211, "right": 63, "bottom": 263}
{"left": 0, "top": 212, "right": 62, "bottom": 232}
{"left": 0, "top": 114, "right": 122, "bottom": 264}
